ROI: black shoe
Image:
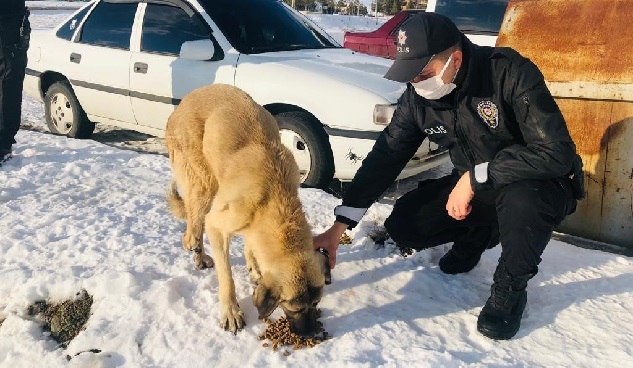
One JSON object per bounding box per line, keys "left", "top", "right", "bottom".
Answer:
{"left": 477, "top": 264, "right": 535, "bottom": 340}
{"left": 439, "top": 226, "right": 500, "bottom": 274}
{"left": 0, "top": 149, "right": 12, "bottom": 167}
{"left": 439, "top": 248, "right": 482, "bottom": 274}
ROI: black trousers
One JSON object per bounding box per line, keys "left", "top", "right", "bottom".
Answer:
{"left": 0, "top": 11, "right": 30, "bottom": 152}
{"left": 384, "top": 171, "right": 576, "bottom": 277}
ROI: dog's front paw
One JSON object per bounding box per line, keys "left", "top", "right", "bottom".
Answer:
{"left": 182, "top": 232, "right": 200, "bottom": 252}
{"left": 220, "top": 304, "right": 246, "bottom": 334}
{"left": 193, "top": 253, "right": 214, "bottom": 270}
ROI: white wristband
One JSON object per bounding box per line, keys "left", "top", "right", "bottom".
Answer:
{"left": 334, "top": 205, "right": 367, "bottom": 222}
{"left": 474, "top": 162, "right": 489, "bottom": 183}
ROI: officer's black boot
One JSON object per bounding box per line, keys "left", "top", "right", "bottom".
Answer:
{"left": 439, "top": 226, "right": 499, "bottom": 274}
{"left": 477, "top": 262, "right": 535, "bottom": 340}
{"left": 0, "top": 148, "right": 12, "bottom": 167}
{"left": 438, "top": 247, "right": 484, "bottom": 274}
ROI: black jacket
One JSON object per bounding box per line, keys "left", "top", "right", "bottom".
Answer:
{"left": 336, "top": 36, "right": 577, "bottom": 228}
{"left": 0, "top": 0, "right": 28, "bottom": 57}
{"left": 0, "top": 0, "right": 26, "bottom": 20}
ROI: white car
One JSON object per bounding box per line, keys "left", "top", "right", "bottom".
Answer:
{"left": 24, "top": 0, "right": 448, "bottom": 188}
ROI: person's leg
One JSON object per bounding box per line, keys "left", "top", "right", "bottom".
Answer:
{"left": 384, "top": 174, "right": 460, "bottom": 249}
{"left": 0, "top": 15, "right": 28, "bottom": 160}
{"left": 384, "top": 172, "right": 498, "bottom": 271}
{"left": 497, "top": 178, "right": 574, "bottom": 276}
{"left": 0, "top": 51, "right": 27, "bottom": 154}
{"left": 477, "top": 178, "right": 575, "bottom": 340}
{"left": 438, "top": 223, "right": 499, "bottom": 274}
{"left": 0, "top": 52, "right": 9, "bottom": 155}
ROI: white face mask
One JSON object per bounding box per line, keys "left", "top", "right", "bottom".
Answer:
{"left": 411, "top": 54, "right": 458, "bottom": 100}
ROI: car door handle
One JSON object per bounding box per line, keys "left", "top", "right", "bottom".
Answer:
{"left": 70, "top": 52, "right": 81, "bottom": 63}
{"left": 134, "top": 62, "right": 148, "bottom": 74}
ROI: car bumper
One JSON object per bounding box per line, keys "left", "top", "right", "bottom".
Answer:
{"left": 23, "top": 73, "right": 42, "bottom": 101}
{"left": 329, "top": 134, "right": 450, "bottom": 182}
{"left": 396, "top": 149, "right": 450, "bottom": 180}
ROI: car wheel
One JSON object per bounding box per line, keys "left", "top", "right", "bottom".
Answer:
{"left": 44, "top": 81, "right": 95, "bottom": 139}
{"left": 274, "top": 111, "right": 335, "bottom": 189}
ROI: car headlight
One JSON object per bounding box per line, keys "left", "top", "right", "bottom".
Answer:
{"left": 373, "top": 103, "right": 397, "bottom": 126}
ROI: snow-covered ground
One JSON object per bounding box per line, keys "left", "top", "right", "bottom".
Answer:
{"left": 1, "top": 6, "right": 633, "bottom": 368}
{"left": 26, "top": 0, "right": 87, "bottom": 10}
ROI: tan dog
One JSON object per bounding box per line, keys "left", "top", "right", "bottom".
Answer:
{"left": 165, "top": 84, "right": 330, "bottom": 335}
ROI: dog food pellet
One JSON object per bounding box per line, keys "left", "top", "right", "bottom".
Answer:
{"left": 339, "top": 233, "right": 352, "bottom": 245}
{"left": 258, "top": 311, "right": 329, "bottom": 352}
{"left": 400, "top": 247, "right": 415, "bottom": 257}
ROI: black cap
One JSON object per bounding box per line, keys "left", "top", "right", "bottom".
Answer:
{"left": 384, "top": 12, "right": 462, "bottom": 83}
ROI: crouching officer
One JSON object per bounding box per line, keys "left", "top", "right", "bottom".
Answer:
{"left": 314, "top": 13, "right": 584, "bottom": 340}
{"left": 0, "top": 0, "right": 30, "bottom": 166}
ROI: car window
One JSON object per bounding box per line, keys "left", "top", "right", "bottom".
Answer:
{"left": 434, "top": 0, "right": 509, "bottom": 35}
{"left": 141, "top": 4, "right": 210, "bottom": 56}
{"left": 200, "top": 0, "right": 338, "bottom": 54}
{"left": 78, "top": 1, "right": 137, "bottom": 49}
{"left": 56, "top": 4, "right": 93, "bottom": 41}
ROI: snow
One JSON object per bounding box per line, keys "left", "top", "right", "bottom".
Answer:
{"left": 1, "top": 6, "right": 633, "bottom": 368}
{"left": 26, "top": 1, "right": 88, "bottom": 10}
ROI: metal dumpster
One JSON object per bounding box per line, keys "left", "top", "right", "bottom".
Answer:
{"left": 496, "top": 0, "right": 633, "bottom": 248}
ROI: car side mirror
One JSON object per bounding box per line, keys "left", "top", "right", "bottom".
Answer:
{"left": 179, "top": 39, "right": 215, "bottom": 61}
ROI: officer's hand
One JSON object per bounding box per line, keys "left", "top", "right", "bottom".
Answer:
{"left": 446, "top": 172, "right": 475, "bottom": 220}
{"left": 313, "top": 222, "right": 347, "bottom": 269}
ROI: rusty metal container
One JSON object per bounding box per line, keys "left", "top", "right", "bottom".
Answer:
{"left": 496, "top": 0, "right": 633, "bottom": 248}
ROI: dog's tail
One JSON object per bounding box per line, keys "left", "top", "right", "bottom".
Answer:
{"left": 166, "top": 180, "right": 186, "bottom": 220}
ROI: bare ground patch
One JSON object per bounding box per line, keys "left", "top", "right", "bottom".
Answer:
{"left": 27, "top": 290, "right": 93, "bottom": 348}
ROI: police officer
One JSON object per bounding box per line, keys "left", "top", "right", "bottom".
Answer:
{"left": 314, "top": 13, "right": 582, "bottom": 340}
{"left": 0, "top": 0, "right": 30, "bottom": 166}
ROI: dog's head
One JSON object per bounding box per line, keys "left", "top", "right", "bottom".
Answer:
{"left": 253, "top": 250, "right": 331, "bottom": 336}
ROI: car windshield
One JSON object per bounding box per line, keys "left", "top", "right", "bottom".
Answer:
{"left": 200, "top": 0, "right": 339, "bottom": 54}
{"left": 434, "top": 0, "right": 509, "bottom": 35}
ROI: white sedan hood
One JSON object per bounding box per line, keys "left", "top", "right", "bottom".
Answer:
{"left": 237, "top": 48, "right": 406, "bottom": 103}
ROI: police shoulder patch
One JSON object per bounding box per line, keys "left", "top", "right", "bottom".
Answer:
{"left": 476, "top": 100, "right": 499, "bottom": 129}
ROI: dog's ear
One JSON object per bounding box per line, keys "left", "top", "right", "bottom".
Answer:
{"left": 253, "top": 282, "right": 280, "bottom": 319}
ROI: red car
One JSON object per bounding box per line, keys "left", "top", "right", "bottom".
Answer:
{"left": 344, "top": 10, "right": 423, "bottom": 59}
{"left": 344, "top": 1, "right": 509, "bottom": 59}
